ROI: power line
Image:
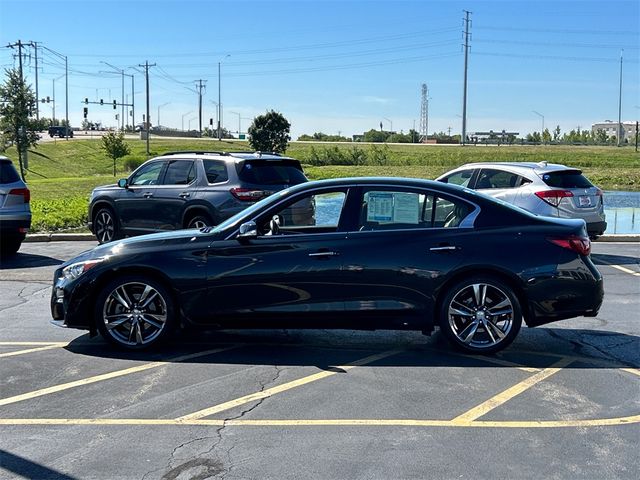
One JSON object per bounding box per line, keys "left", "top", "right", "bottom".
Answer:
{"left": 475, "top": 26, "right": 638, "bottom": 35}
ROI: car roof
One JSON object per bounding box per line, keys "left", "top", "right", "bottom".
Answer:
{"left": 451, "top": 161, "right": 578, "bottom": 174}
{"left": 284, "top": 176, "right": 472, "bottom": 196}
{"left": 155, "top": 151, "right": 296, "bottom": 162}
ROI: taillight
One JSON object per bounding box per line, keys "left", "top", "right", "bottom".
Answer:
{"left": 9, "top": 187, "right": 30, "bottom": 203}
{"left": 535, "top": 189, "right": 573, "bottom": 208}
{"left": 230, "top": 187, "right": 269, "bottom": 201}
{"left": 547, "top": 235, "right": 591, "bottom": 256}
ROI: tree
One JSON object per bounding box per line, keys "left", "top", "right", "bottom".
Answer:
{"left": 0, "top": 68, "right": 41, "bottom": 180}
{"left": 542, "top": 128, "right": 552, "bottom": 144}
{"left": 553, "top": 125, "right": 561, "bottom": 142}
{"left": 101, "top": 131, "right": 131, "bottom": 176}
{"left": 247, "top": 110, "right": 291, "bottom": 153}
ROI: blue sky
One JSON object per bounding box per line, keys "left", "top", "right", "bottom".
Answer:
{"left": 1, "top": 0, "right": 638, "bottom": 138}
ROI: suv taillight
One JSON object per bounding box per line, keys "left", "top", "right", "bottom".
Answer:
{"left": 230, "top": 188, "right": 269, "bottom": 201}
{"left": 547, "top": 235, "right": 591, "bottom": 256}
{"left": 535, "top": 189, "right": 573, "bottom": 207}
{"left": 9, "top": 187, "right": 30, "bottom": 203}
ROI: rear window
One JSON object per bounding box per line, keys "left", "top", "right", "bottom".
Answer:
{"left": 540, "top": 170, "right": 593, "bottom": 189}
{"left": 237, "top": 160, "right": 307, "bottom": 186}
{"left": 0, "top": 161, "right": 20, "bottom": 184}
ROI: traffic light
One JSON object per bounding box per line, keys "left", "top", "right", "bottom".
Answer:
{"left": 84, "top": 98, "right": 88, "bottom": 104}
{"left": 113, "top": 100, "right": 117, "bottom": 109}
{"left": 46, "top": 96, "right": 50, "bottom": 103}
{"left": 210, "top": 118, "right": 213, "bottom": 126}
{"left": 83, "top": 107, "right": 88, "bottom": 119}
{"left": 100, "top": 99, "right": 103, "bottom": 105}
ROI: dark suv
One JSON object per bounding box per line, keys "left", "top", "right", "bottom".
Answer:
{"left": 88, "top": 151, "right": 309, "bottom": 243}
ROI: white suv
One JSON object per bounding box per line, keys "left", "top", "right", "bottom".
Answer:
{"left": 0, "top": 156, "right": 31, "bottom": 254}
{"left": 437, "top": 161, "right": 606, "bottom": 238}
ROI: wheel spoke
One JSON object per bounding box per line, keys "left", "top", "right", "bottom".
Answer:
{"left": 141, "top": 314, "right": 163, "bottom": 329}
{"left": 459, "top": 320, "right": 480, "bottom": 344}
{"left": 111, "top": 288, "right": 132, "bottom": 310}
{"left": 105, "top": 315, "right": 131, "bottom": 330}
{"left": 135, "top": 323, "right": 144, "bottom": 344}
{"left": 485, "top": 320, "right": 507, "bottom": 340}
{"left": 472, "top": 284, "right": 486, "bottom": 307}
{"left": 483, "top": 320, "right": 497, "bottom": 344}
{"left": 139, "top": 288, "right": 158, "bottom": 309}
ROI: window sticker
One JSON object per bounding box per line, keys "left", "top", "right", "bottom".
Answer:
{"left": 392, "top": 193, "right": 419, "bottom": 224}
{"left": 367, "top": 193, "right": 394, "bottom": 222}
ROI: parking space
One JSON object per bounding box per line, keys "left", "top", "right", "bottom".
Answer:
{"left": 1, "top": 241, "right": 639, "bottom": 479}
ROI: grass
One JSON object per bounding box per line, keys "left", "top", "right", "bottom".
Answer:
{"left": 4, "top": 137, "right": 638, "bottom": 232}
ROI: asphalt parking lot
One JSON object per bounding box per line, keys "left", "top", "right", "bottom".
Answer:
{"left": 1, "top": 240, "right": 638, "bottom": 480}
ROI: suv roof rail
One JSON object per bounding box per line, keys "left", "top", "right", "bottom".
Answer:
{"left": 160, "top": 150, "right": 230, "bottom": 156}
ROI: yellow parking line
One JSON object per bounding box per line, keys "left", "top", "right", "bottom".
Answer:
{"left": 177, "top": 349, "right": 404, "bottom": 421}
{"left": 450, "top": 357, "right": 574, "bottom": 424}
{"left": 0, "top": 414, "right": 639, "bottom": 428}
{"left": 0, "top": 346, "right": 238, "bottom": 407}
{"left": 456, "top": 353, "right": 540, "bottom": 373}
{"left": 622, "top": 368, "right": 640, "bottom": 378}
{"left": 0, "top": 342, "right": 69, "bottom": 346}
{"left": 599, "top": 261, "right": 640, "bottom": 277}
{"left": 0, "top": 344, "right": 68, "bottom": 358}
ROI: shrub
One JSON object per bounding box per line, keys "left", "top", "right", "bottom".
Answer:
{"left": 122, "top": 157, "right": 144, "bottom": 172}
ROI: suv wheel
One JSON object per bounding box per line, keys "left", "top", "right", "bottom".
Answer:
{"left": 94, "top": 207, "right": 119, "bottom": 244}
{"left": 186, "top": 214, "right": 213, "bottom": 229}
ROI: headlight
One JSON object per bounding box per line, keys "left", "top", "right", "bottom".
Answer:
{"left": 62, "top": 258, "right": 105, "bottom": 280}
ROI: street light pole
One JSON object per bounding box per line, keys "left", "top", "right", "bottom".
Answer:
{"left": 157, "top": 102, "right": 170, "bottom": 128}
{"left": 618, "top": 49, "right": 624, "bottom": 147}
{"left": 218, "top": 55, "right": 230, "bottom": 141}
{"left": 383, "top": 117, "right": 393, "bottom": 132}
{"left": 532, "top": 110, "right": 545, "bottom": 143}
{"left": 182, "top": 111, "right": 194, "bottom": 131}
{"left": 230, "top": 111, "right": 241, "bottom": 136}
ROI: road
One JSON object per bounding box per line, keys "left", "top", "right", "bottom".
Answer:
{"left": 0, "top": 241, "right": 638, "bottom": 479}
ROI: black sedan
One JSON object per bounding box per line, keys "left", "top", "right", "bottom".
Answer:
{"left": 51, "top": 177, "right": 603, "bottom": 354}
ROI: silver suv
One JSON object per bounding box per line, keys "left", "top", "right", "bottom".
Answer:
{"left": 0, "top": 156, "right": 31, "bottom": 255}
{"left": 437, "top": 161, "right": 606, "bottom": 238}
{"left": 88, "top": 151, "right": 309, "bottom": 243}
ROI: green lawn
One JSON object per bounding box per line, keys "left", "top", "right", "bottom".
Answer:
{"left": 4, "top": 138, "right": 638, "bottom": 232}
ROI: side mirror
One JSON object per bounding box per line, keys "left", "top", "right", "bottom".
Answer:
{"left": 238, "top": 221, "right": 258, "bottom": 240}
{"left": 117, "top": 178, "right": 128, "bottom": 189}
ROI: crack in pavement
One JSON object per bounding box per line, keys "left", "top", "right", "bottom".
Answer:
{"left": 545, "top": 329, "right": 640, "bottom": 368}
{"left": 0, "top": 283, "right": 51, "bottom": 313}
{"left": 147, "top": 365, "right": 284, "bottom": 480}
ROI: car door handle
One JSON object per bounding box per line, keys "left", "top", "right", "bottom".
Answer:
{"left": 429, "top": 245, "right": 459, "bottom": 252}
{"left": 179, "top": 192, "right": 191, "bottom": 198}
{"left": 143, "top": 192, "right": 153, "bottom": 198}
{"left": 308, "top": 251, "right": 340, "bottom": 258}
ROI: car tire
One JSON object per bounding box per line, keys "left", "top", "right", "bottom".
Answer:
{"left": 0, "top": 238, "right": 22, "bottom": 256}
{"left": 438, "top": 276, "right": 522, "bottom": 354}
{"left": 93, "top": 207, "right": 119, "bottom": 244}
{"left": 95, "top": 275, "right": 176, "bottom": 350}
{"left": 185, "top": 213, "right": 213, "bottom": 230}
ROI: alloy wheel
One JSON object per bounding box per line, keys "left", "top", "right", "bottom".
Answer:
{"left": 95, "top": 210, "right": 115, "bottom": 243}
{"left": 101, "top": 282, "right": 168, "bottom": 347}
{"left": 446, "top": 282, "right": 515, "bottom": 350}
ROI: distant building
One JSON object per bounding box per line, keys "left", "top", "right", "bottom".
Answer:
{"left": 591, "top": 121, "right": 637, "bottom": 141}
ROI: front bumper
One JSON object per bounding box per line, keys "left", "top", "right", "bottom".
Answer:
{"left": 50, "top": 268, "right": 95, "bottom": 332}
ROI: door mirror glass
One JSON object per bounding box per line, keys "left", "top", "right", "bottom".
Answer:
{"left": 117, "top": 178, "right": 128, "bottom": 188}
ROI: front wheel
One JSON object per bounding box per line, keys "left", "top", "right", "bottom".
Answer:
{"left": 439, "top": 276, "right": 522, "bottom": 354}
{"left": 95, "top": 276, "right": 176, "bottom": 350}
{"left": 186, "top": 214, "right": 213, "bottom": 230}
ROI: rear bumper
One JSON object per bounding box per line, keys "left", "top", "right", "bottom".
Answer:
{"left": 586, "top": 221, "right": 607, "bottom": 236}
{"left": 0, "top": 217, "right": 31, "bottom": 240}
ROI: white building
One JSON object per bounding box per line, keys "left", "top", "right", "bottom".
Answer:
{"left": 591, "top": 120, "right": 637, "bottom": 141}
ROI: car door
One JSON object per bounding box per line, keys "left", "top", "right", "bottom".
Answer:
{"left": 116, "top": 160, "right": 166, "bottom": 233}
{"left": 150, "top": 159, "right": 197, "bottom": 230}
{"left": 474, "top": 168, "right": 522, "bottom": 204}
{"left": 202, "top": 187, "right": 353, "bottom": 326}
{"left": 339, "top": 186, "right": 474, "bottom": 329}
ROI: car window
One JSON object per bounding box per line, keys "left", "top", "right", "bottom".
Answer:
{"left": 443, "top": 170, "right": 473, "bottom": 187}
{"left": 129, "top": 161, "right": 164, "bottom": 186}
{"left": 163, "top": 160, "right": 196, "bottom": 185}
{"left": 259, "top": 190, "right": 347, "bottom": 235}
{"left": 203, "top": 159, "right": 229, "bottom": 183}
{"left": 237, "top": 160, "right": 307, "bottom": 186}
{"left": 359, "top": 189, "right": 471, "bottom": 230}
{"left": 476, "top": 169, "right": 520, "bottom": 189}
{"left": 540, "top": 170, "right": 593, "bottom": 189}
{"left": 0, "top": 161, "right": 20, "bottom": 184}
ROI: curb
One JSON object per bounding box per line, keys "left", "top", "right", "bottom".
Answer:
{"left": 24, "top": 233, "right": 640, "bottom": 243}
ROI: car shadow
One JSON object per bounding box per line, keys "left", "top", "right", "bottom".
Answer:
{"left": 591, "top": 253, "right": 639, "bottom": 266}
{"left": 64, "top": 327, "right": 640, "bottom": 371}
{"left": 0, "top": 252, "right": 63, "bottom": 269}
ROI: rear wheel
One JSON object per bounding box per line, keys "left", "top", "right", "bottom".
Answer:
{"left": 94, "top": 207, "right": 119, "bottom": 244}
{"left": 185, "top": 213, "right": 213, "bottom": 229}
{"left": 439, "top": 276, "right": 522, "bottom": 354}
{"left": 0, "top": 237, "right": 23, "bottom": 256}
{"left": 95, "top": 276, "right": 176, "bottom": 350}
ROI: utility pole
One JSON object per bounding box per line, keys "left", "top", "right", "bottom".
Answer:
{"left": 195, "top": 79, "right": 206, "bottom": 136}
{"left": 618, "top": 49, "right": 623, "bottom": 147}
{"left": 139, "top": 60, "right": 156, "bottom": 155}
{"left": 30, "top": 41, "right": 39, "bottom": 120}
{"left": 8, "top": 40, "right": 26, "bottom": 179}
{"left": 419, "top": 84, "right": 429, "bottom": 142}
{"left": 461, "top": 10, "right": 472, "bottom": 146}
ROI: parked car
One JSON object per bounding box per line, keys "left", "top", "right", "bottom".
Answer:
{"left": 48, "top": 126, "right": 73, "bottom": 138}
{"left": 436, "top": 162, "right": 606, "bottom": 238}
{"left": 0, "top": 156, "right": 31, "bottom": 255}
{"left": 52, "top": 177, "right": 603, "bottom": 353}
{"left": 88, "top": 151, "right": 309, "bottom": 243}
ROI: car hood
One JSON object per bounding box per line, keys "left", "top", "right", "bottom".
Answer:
{"left": 63, "top": 229, "right": 218, "bottom": 267}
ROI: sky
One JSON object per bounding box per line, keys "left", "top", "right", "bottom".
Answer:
{"left": 1, "top": 0, "right": 638, "bottom": 139}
